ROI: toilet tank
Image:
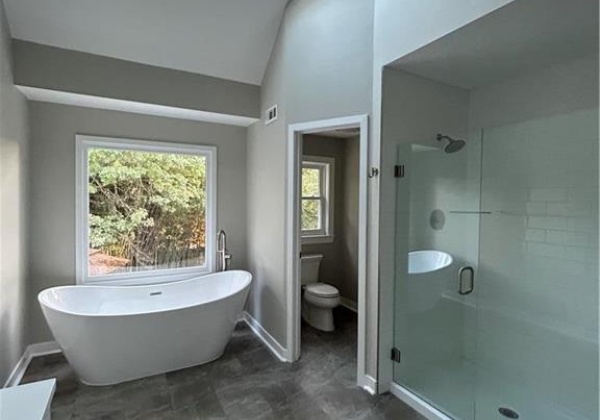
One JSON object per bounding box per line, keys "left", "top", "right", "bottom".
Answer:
{"left": 300, "top": 254, "right": 323, "bottom": 285}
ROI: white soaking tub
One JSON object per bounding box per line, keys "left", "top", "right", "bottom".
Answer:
{"left": 38, "top": 270, "right": 252, "bottom": 386}
{"left": 407, "top": 251, "right": 453, "bottom": 312}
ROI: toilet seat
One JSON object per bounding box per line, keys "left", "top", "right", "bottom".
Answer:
{"left": 304, "top": 283, "right": 339, "bottom": 298}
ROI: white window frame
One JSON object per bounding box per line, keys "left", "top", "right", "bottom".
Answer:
{"left": 301, "top": 155, "right": 334, "bottom": 245}
{"left": 75, "top": 135, "right": 217, "bottom": 285}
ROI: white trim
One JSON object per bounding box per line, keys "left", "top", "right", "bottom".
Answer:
{"left": 75, "top": 135, "right": 217, "bottom": 285}
{"left": 390, "top": 382, "right": 453, "bottom": 420}
{"left": 359, "top": 374, "right": 378, "bottom": 395}
{"left": 3, "top": 342, "right": 61, "bottom": 388}
{"left": 27, "top": 342, "right": 61, "bottom": 358}
{"left": 301, "top": 234, "right": 335, "bottom": 245}
{"left": 241, "top": 311, "right": 288, "bottom": 362}
{"left": 3, "top": 352, "right": 29, "bottom": 388}
{"left": 16, "top": 86, "right": 259, "bottom": 127}
{"left": 339, "top": 297, "right": 358, "bottom": 313}
{"left": 286, "top": 114, "right": 370, "bottom": 387}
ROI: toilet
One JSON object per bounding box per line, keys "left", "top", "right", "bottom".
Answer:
{"left": 300, "top": 253, "right": 340, "bottom": 332}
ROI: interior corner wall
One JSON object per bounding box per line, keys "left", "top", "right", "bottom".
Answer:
{"left": 0, "top": 0, "right": 30, "bottom": 384}
{"left": 245, "top": 0, "right": 374, "bottom": 366}
{"left": 27, "top": 102, "right": 248, "bottom": 344}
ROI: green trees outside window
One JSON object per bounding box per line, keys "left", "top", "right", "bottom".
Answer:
{"left": 301, "top": 166, "right": 322, "bottom": 231}
{"left": 87, "top": 148, "right": 207, "bottom": 276}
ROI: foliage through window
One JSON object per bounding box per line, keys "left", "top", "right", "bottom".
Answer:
{"left": 77, "top": 136, "right": 216, "bottom": 283}
{"left": 301, "top": 157, "right": 334, "bottom": 239}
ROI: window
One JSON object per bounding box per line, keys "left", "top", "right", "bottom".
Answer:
{"left": 76, "top": 135, "right": 216, "bottom": 284}
{"left": 301, "top": 156, "right": 334, "bottom": 244}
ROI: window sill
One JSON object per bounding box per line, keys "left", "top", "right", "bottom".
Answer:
{"left": 301, "top": 234, "right": 335, "bottom": 245}
{"left": 80, "top": 267, "right": 212, "bottom": 286}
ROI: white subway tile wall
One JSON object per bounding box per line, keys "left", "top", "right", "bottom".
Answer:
{"left": 478, "top": 108, "right": 598, "bottom": 419}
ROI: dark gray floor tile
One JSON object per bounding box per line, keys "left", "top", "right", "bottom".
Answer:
{"left": 20, "top": 307, "right": 424, "bottom": 420}
{"left": 189, "top": 387, "right": 228, "bottom": 419}
{"left": 130, "top": 405, "right": 205, "bottom": 420}
{"left": 170, "top": 374, "right": 214, "bottom": 409}
{"left": 269, "top": 389, "right": 333, "bottom": 420}
{"left": 218, "top": 391, "right": 273, "bottom": 420}
{"left": 373, "top": 393, "right": 425, "bottom": 419}
{"left": 311, "top": 380, "right": 377, "bottom": 419}
{"left": 51, "top": 405, "right": 75, "bottom": 420}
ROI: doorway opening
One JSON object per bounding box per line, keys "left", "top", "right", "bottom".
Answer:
{"left": 285, "top": 115, "right": 372, "bottom": 392}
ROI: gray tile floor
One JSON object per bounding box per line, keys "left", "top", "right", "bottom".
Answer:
{"left": 21, "top": 308, "right": 424, "bottom": 420}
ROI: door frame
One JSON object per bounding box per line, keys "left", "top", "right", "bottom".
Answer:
{"left": 285, "top": 114, "right": 371, "bottom": 391}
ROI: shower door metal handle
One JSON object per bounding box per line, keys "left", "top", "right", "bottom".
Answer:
{"left": 458, "top": 266, "right": 475, "bottom": 295}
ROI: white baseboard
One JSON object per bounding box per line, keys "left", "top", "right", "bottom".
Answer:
{"left": 3, "top": 341, "right": 61, "bottom": 388}
{"left": 339, "top": 297, "right": 358, "bottom": 313}
{"left": 3, "top": 351, "right": 30, "bottom": 388}
{"left": 28, "top": 342, "right": 61, "bottom": 358}
{"left": 241, "top": 311, "right": 289, "bottom": 363}
{"left": 358, "top": 374, "right": 377, "bottom": 395}
{"left": 390, "top": 382, "right": 452, "bottom": 420}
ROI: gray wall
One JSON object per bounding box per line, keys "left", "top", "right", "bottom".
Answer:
{"left": 373, "top": 0, "right": 514, "bottom": 68}
{"left": 341, "top": 137, "right": 360, "bottom": 302}
{"left": 0, "top": 1, "right": 29, "bottom": 384}
{"left": 28, "top": 102, "right": 248, "bottom": 343}
{"left": 301, "top": 135, "right": 359, "bottom": 303}
{"left": 246, "top": 0, "right": 374, "bottom": 370}
{"left": 13, "top": 40, "right": 260, "bottom": 119}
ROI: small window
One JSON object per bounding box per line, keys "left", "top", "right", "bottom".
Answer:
{"left": 301, "top": 156, "right": 334, "bottom": 244}
{"left": 76, "top": 135, "right": 216, "bottom": 284}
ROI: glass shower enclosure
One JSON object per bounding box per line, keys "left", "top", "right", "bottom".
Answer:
{"left": 393, "top": 110, "right": 599, "bottom": 419}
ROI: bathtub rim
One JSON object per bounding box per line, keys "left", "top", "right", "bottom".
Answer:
{"left": 408, "top": 250, "right": 453, "bottom": 275}
{"left": 38, "top": 269, "right": 252, "bottom": 318}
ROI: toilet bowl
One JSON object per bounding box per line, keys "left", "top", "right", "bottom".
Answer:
{"left": 300, "top": 254, "right": 340, "bottom": 332}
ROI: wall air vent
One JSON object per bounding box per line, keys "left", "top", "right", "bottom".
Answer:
{"left": 265, "top": 104, "right": 278, "bottom": 125}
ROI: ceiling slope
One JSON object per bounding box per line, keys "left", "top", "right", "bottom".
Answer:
{"left": 4, "top": 0, "right": 288, "bottom": 85}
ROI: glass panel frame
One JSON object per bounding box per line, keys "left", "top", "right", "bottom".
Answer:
{"left": 393, "top": 138, "right": 482, "bottom": 420}
{"left": 301, "top": 157, "right": 334, "bottom": 238}
{"left": 301, "top": 197, "right": 323, "bottom": 232}
{"left": 76, "top": 135, "right": 217, "bottom": 285}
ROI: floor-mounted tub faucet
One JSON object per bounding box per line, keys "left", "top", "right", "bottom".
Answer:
{"left": 217, "top": 230, "right": 232, "bottom": 272}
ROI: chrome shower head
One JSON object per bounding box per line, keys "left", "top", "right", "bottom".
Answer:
{"left": 436, "top": 134, "right": 466, "bottom": 154}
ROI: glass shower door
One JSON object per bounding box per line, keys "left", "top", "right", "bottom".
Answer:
{"left": 393, "top": 109, "right": 599, "bottom": 420}
{"left": 393, "top": 135, "right": 483, "bottom": 420}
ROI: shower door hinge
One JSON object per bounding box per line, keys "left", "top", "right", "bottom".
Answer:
{"left": 394, "top": 165, "right": 405, "bottom": 178}
{"left": 391, "top": 347, "right": 402, "bottom": 363}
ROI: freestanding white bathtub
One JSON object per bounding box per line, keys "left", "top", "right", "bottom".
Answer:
{"left": 38, "top": 270, "right": 252, "bottom": 386}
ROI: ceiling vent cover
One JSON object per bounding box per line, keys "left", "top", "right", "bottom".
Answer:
{"left": 265, "top": 105, "right": 278, "bottom": 125}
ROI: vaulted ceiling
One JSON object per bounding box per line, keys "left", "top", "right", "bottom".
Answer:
{"left": 3, "top": 0, "right": 288, "bottom": 85}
